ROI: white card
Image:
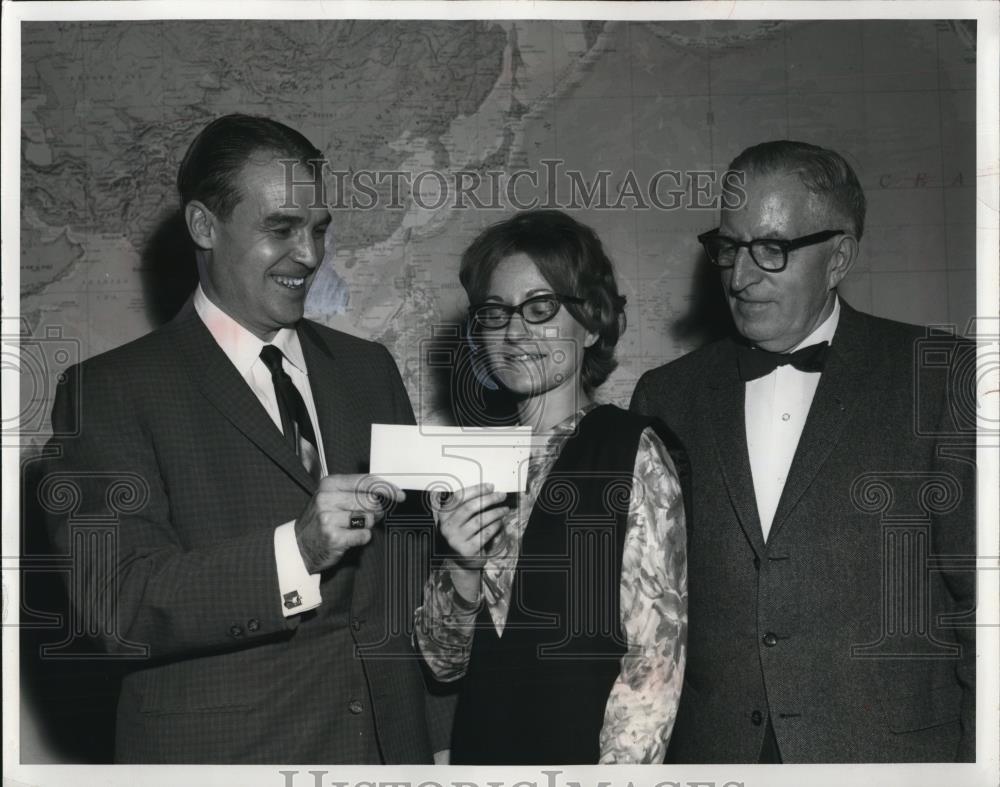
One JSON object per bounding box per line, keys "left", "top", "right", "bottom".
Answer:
{"left": 370, "top": 424, "right": 533, "bottom": 493}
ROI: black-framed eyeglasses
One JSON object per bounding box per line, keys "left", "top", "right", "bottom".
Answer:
{"left": 468, "top": 294, "right": 585, "bottom": 330}
{"left": 698, "top": 228, "right": 846, "bottom": 272}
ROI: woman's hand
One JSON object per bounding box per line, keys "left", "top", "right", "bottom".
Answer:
{"left": 432, "top": 483, "right": 509, "bottom": 572}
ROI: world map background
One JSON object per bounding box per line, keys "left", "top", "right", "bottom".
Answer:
{"left": 18, "top": 18, "right": 978, "bottom": 450}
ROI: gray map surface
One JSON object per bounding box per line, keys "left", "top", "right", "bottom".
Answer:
{"left": 18, "top": 19, "right": 977, "bottom": 440}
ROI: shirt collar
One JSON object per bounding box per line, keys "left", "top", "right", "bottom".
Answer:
{"left": 193, "top": 284, "right": 307, "bottom": 376}
{"left": 791, "top": 293, "right": 840, "bottom": 352}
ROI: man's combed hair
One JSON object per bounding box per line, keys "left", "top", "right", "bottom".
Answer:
{"left": 728, "top": 140, "right": 867, "bottom": 239}
{"left": 460, "top": 209, "right": 627, "bottom": 393}
{"left": 177, "top": 113, "right": 324, "bottom": 219}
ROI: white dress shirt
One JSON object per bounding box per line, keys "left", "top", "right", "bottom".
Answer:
{"left": 194, "top": 285, "right": 324, "bottom": 616}
{"left": 745, "top": 296, "right": 840, "bottom": 541}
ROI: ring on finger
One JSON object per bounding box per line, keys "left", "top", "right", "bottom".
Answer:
{"left": 348, "top": 511, "right": 367, "bottom": 529}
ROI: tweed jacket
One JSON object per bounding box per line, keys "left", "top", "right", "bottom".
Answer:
{"left": 630, "top": 301, "right": 976, "bottom": 763}
{"left": 44, "top": 301, "right": 450, "bottom": 763}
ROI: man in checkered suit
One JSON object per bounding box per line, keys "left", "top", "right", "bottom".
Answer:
{"left": 44, "top": 114, "right": 451, "bottom": 763}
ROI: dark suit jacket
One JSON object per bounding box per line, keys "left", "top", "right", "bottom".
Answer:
{"left": 631, "top": 301, "right": 976, "bottom": 763}
{"left": 43, "top": 302, "right": 451, "bottom": 763}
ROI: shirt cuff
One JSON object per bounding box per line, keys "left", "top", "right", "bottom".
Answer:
{"left": 274, "top": 520, "right": 322, "bottom": 617}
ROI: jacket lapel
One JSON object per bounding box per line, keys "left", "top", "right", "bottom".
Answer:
{"left": 707, "top": 340, "right": 766, "bottom": 556}
{"left": 767, "top": 302, "right": 872, "bottom": 542}
{"left": 298, "top": 321, "right": 352, "bottom": 475}
{"left": 296, "top": 321, "right": 388, "bottom": 620}
{"left": 167, "top": 301, "right": 318, "bottom": 494}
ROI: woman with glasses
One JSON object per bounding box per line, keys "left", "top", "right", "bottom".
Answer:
{"left": 413, "top": 209, "right": 687, "bottom": 764}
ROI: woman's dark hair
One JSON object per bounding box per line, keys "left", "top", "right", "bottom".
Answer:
{"left": 177, "top": 113, "right": 324, "bottom": 218}
{"left": 459, "top": 209, "right": 626, "bottom": 393}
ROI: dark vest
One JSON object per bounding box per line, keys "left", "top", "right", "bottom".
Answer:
{"left": 450, "top": 405, "right": 669, "bottom": 764}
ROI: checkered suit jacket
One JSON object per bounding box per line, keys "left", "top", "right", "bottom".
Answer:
{"left": 45, "top": 301, "right": 452, "bottom": 763}
{"left": 631, "top": 301, "right": 976, "bottom": 763}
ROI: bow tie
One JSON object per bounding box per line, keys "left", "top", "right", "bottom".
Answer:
{"left": 737, "top": 341, "right": 830, "bottom": 382}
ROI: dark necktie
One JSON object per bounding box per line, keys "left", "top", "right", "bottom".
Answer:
{"left": 736, "top": 340, "right": 830, "bottom": 382}
{"left": 259, "top": 345, "right": 322, "bottom": 480}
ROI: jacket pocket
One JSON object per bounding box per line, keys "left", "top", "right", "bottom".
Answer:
{"left": 881, "top": 681, "right": 962, "bottom": 734}
{"left": 135, "top": 655, "right": 263, "bottom": 714}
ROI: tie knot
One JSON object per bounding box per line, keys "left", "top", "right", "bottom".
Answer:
{"left": 259, "top": 344, "right": 285, "bottom": 376}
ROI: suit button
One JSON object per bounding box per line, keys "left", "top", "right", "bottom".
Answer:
{"left": 351, "top": 618, "right": 362, "bottom": 631}
{"left": 753, "top": 556, "right": 761, "bottom": 570}
{"left": 751, "top": 710, "right": 763, "bottom": 726}
{"left": 348, "top": 700, "right": 364, "bottom": 715}
{"left": 763, "top": 632, "right": 778, "bottom": 647}
{"left": 229, "top": 624, "right": 244, "bottom": 638}
{"left": 247, "top": 618, "right": 260, "bottom": 632}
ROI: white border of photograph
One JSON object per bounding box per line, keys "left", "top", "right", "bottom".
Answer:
{"left": 2, "top": 3, "right": 997, "bottom": 787}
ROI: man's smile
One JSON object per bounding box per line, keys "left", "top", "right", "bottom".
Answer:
{"left": 271, "top": 273, "right": 308, "bottom": 290}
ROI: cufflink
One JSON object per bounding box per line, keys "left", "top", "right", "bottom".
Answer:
{"left": 283, "top": 590, "right": 302, "bottom": 609}
{"left": 349, "top": 512, "right": 366, "bottom": 529}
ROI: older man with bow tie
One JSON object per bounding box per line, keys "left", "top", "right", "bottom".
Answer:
{"left": 632, "top": 140, "right": 976, "bottom": 764}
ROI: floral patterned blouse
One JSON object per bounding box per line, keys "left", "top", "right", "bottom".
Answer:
{"left": 413, "top": 406, "right": 688, "bottom": 763}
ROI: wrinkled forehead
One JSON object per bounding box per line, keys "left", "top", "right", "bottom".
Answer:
{"left": 276, "top": 165, "right": 326, "bottom": 211}
{"left": 237, "top": 153, "right": 326, "bottom": 211}
{"left": 721, "top": 170, "right": 828, "bottom": 235}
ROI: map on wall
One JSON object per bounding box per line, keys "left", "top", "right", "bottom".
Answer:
{"left": 18, "top": 18, "right": 978, "bottom": 444}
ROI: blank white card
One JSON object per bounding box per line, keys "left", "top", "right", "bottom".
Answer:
{"left": 370, "top": 424, "right": 532, "bottom": 493}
